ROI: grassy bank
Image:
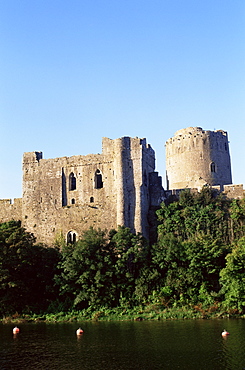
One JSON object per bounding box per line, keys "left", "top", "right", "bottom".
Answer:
{"left": 2, "top": 304, "right": 244, "bottom": 324}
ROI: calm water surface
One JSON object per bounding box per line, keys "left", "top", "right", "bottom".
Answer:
{"left": 1, "top": 319, "right": 245, "bottom": 369}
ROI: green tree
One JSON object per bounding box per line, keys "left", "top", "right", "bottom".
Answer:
{"left": 109, "top": 226, "right": 149, "bottom": 306}
{"left": 229, "top": 198, "right": 245, "bottom": 241}
{"left": 219, "top": 236, "right": 245, "bottom": 312}
{"left": 151, "top": 233, "right": 189, "bottom": 303}
{"left": 0, "top": 221, "right": 60, "bottom": 314}
{"left": 153, "top": 187, "right": 232, "bottom": 305}
{"left": 184, "top": 235, "right": 228, "bottom": 302}
{"left": 56, "top": 227, "right": 116, "bottom": 309}
{"left": 55, "top": 226, "right": 150, "bottom": 309}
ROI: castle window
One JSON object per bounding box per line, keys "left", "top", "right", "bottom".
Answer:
{"left": 71, "top": 198, "right": 75, "bottom": 204}
{"left": 69, "top": 172, "right": 76, "bottom": 191}
{"left": 211, "top": 162, "right": 216, "bottom": 173}
{"left": 95, "top": 169, "right": 103, "bottom": 189}
{"left": 67, "top": 231, "right": 77, "bottom": 244}
{"left": 90, "top": 197, "right": 94, "bottom": 203}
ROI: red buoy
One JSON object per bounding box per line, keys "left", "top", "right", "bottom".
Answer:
{"left": 222, "top": 329, "right": 229, "bottom": 337}
{"left": 76, "top": 328, "right": 84, "bottom": 335}
{"left": 13, "top": 326, "right": 20, "bottom": 334}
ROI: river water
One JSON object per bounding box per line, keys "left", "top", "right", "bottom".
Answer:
{"left": 1, "top": 319, "right": 245, "bottom": 369}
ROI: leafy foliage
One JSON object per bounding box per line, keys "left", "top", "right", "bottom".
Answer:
{"left": 0, "top": 221, "right": 60, "bottom": 315}
{"left": 55, "top": 227, "right": 114, "bottom": 309}
{"left": 153, "top": 188, "right": 236, "bottom": 305}
{"left": 219, "top": 237, "right": 245, "bottom": 312}
{"left": 1, "top": 188, "right": 245, "bottom": 317}
{"left": 55, "top": 226, "right": 149, "bottom": 310}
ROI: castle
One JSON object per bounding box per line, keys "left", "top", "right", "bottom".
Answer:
{"left": 0, "top": 127, "right": 244, "bottom": 245}
{"left": 166, "top": 127, "right": 232, "bottom": 190}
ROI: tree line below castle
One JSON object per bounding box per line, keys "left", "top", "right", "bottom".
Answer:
{"left": 1, "top": 186, "right": 245, "bottom": 320}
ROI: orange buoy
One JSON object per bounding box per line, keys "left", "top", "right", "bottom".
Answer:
{"left": 76, "top": 328, "right": 84, "bottom": 335}
{"left": 13, "top": 326, "right": 20, "bottom": 334}
{"left": 222, "top": 329, "right": 229, "bottom": 337}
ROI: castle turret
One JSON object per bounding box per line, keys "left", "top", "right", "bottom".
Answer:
{"left": 165, "top": 127, "right": 232, "bottom": 190}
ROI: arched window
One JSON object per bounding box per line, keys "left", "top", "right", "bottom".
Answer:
{"left": 210, "top": 162, "right": 216, "bottom": 173}
{"left": 94, "top": 169, "right": 103, "bottom": 189}
{"left": 71, "top": 198, "right": 75, "bottom": 204}
{"left": 67, "top": 231, "right": 77, "bottom": 244}
{"left": 69, "top": 172, "right": 76, "bottom": 191}
{"left": 90, "top": 196, "right": 94, "bottom": 203}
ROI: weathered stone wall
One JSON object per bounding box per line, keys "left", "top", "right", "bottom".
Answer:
{"left": 165, "top": 127, "right": 232, "bottom": 190}
{"left": 1, "top": 129, "right": 243, "bottom": 246}
{"left": 223, "top": 184, "right": 245, "bottom": 199}
{"left": 21, "top": 149, "right": 118, "bottom": 244}
{"left": 165, "top": 184, "right": 245, "bottom": 203}
{"left": 3, "top": 136, "right": 163, "bottom": 245}
{"left": 0, "top": 198, "right": 22, "bottom": 223}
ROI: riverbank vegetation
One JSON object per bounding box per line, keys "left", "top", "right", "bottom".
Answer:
{"left": 1, "top": 187, "right": 245, "bottom": 322}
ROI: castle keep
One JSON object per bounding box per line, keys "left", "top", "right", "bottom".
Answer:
{"left": 0, "top": 127, "right": 244, "bottom": 245}
{"left": 0, "top": 136, "right": 164, "bottom": 245}
{"left": 165, "top": 127, "right": 232, "bottom": 190}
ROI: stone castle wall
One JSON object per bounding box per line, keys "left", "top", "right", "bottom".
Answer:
{"left": 0, "top": 128, "right": 244, "bottom": 246}
{"left": 0, "top": 198, "right": 22, "bottom": 223}
{"left": 223, "top": 184, "right": 245, "bottom": 199}
{"left": 165, "top": 127, "right": 232, "bottom": 190}
{"left": 0, "top": 136, "right": 164, "bottom": 245}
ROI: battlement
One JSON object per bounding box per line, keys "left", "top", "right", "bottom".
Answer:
{"left": 166, "top": 127, "right": 228, "bottom": 143}
{"left": 0, "top": 198, "right": 22, "bottom": 223}
{"left": 0, "top": 198, "right": 22, "bottom": 205}
{"left": 164, "top": 184, "right": 245, "bottom": 203}
{"left": 23, "top": 151, "right": 43, "bottom": 163}
{"left": 223, "top": 184, "right": 245, "bottom": 199}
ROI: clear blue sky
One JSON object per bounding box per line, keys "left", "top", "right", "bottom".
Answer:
{"left": 1, "top": 0, "right": 244, "bottom": 199}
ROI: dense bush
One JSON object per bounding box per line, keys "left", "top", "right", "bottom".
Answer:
{"left": 1, "top": 187, "right": 245, "bottom": 317}
{"left": 55, "top": 226, "right": 149, "bottom": 310}
{"left": 0, "top": 221, "right": 60, "bottom": 315}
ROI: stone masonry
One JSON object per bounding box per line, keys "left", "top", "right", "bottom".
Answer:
{"left": 0, "top": 129, "right": 244, "bottom": 246}
{"left": 165, "top": 127, "right": 233, "bottom": 190}
{"left": 0, "top": 136, "right": 164, "bottom": 245}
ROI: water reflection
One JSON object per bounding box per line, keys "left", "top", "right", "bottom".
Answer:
{"left": 0, "top": 319, "right": 245, "bottom": 369}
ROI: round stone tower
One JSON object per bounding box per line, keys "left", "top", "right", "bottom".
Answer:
{"left": 165, "top": 127, "right": 232, "bottom": 190}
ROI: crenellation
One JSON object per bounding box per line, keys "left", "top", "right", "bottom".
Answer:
{"left": 223, "top": 184, "right": 245, "bottom": 199}
{"left": 0, "top": 198, "right": 22, "bottom": 224}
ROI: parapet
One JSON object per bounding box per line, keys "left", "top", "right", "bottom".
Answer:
{"left": 166, "top": 127, "right": 228, "bottom": 145}
{"left": 0, "top": 198, "right": 22, "bottom": 205}
{"left": 23, "top": 151, "right": 43, "bottom": 163}
{"left": 223, "top": 184, "right": 245, "bottom": 199}
{"left": 102, "top": 136, "right": 155, "bottom": 157}
{"left": 0, "top": 198, "right": 22, "bottom": 224}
